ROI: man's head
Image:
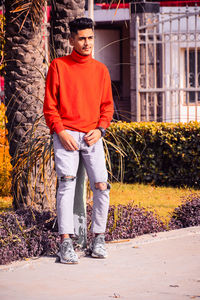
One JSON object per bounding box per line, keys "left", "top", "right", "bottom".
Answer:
{"left": 69, "top": 18, "right": 94, "bottom": 56}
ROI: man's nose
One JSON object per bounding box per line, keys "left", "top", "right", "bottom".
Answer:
{"left": 84, "top": 38, "right": 89, "bottom": 45}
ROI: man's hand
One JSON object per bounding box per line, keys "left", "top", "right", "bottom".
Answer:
{"left": 58, "top": 130, "right": 79, "bottom": 151}
{"left": 84, "top": 129, "right": 101, "bottom": 146}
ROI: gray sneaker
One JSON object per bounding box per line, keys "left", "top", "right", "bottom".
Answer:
{"left": 91, "top": 234, "right": 107, "bottom": 258}
{"left": 57, "top": 238, "right": 78, "bottom": 264}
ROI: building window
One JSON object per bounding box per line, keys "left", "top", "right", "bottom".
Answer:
{"left": 184, "top": 49, "right": 200, "bottom": 104}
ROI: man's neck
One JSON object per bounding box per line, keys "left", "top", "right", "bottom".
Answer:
{"left": 71, "top": 49, "right": 92, "bottom": 64}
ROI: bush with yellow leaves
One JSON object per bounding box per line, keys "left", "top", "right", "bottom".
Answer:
{"left": 0, "top": 102, "right": 12, "bottom": 196}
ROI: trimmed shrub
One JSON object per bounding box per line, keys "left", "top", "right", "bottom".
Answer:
{"left": 1, "top": 118, "right": 200, "bottom": 195}
{"left": 169, "top": 193, "right": 200, "bottom": 229}
{"left": 106, "top": 121, "right": 200, "bottom": 187}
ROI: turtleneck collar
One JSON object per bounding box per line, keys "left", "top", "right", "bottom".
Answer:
{"left": 70, "top": 49, "right": 92, "bottom": 64}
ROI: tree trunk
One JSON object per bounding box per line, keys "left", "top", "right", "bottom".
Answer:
{"left": 50, "top": 0, "right": 85, "bottom": 57}
{"left": 4, "top": 1, "right": 56, "bottom": 210}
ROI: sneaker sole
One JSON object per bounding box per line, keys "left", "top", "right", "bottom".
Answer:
{"left": 57, "top": 252, "right": 79, "bottom": 264}
{"left": 91, "top": 252, "right": 107, "bottom": 259}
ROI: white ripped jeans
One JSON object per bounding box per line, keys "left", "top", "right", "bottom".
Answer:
{"left": 53, "top": 130, "right": 110, "bottom": 235}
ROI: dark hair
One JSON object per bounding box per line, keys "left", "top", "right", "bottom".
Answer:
{"left": 69, "top": 18, "right": 94, "bottom": 35}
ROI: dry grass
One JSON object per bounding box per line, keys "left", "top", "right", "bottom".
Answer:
{"left": 110, "top": 183, "right": 200, "bottom": 223}
{"left": 0, "top": 196, "right": 13, "bottom": 212}
{"left": 1, "top": 183, "right": 199, "bottom": 224}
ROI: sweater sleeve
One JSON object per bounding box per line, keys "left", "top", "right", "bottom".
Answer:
{"left": 97, "top": 67, "right": 114, "bottom": 129}
{"left": 43, "top": 60, "right": 65, "bottom": 134}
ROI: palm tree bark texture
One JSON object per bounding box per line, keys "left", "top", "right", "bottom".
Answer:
{"left": 50, "top": 0, "right": 85, "bottom": 57}
{"left": 4, "top": 0, "right": 56, "bottom": 210}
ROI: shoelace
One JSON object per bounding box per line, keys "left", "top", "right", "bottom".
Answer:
{"left": 94, "top": 236, "right": 105, "bottom": 249}
{"left": 62, "top": 241, "right": 72, "bottom": 252}
{"left": 62, "top": 241, "right": 77, "bottom": 259}
{"left": 96, "top": 236, "right": 105, "bottom": 244}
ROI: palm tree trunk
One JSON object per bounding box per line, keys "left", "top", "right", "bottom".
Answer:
{"left": 4, "top": 0, "right": 56, "bottom": 210}
{"left": 50, "top": 0, "right": 85, "bottom": 57}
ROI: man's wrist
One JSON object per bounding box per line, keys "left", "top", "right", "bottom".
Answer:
{"left": 97, "top": 127, "right": 106, "bottom": 137}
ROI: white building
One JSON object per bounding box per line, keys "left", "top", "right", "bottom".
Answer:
{"left": 86, "top": 1, "right": 200, "bottom": 122}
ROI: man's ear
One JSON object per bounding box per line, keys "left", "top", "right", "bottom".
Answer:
{"left": 69, "top": 36, "right": 74, "bottom": 47}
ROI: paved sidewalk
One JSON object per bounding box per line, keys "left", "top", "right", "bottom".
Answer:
{"left": 0, "top": 226, "right": 200, "bottom": 300}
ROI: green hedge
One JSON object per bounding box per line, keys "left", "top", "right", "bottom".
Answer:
{"left": 106, "top": 121, "right": 200, "bottom": 187}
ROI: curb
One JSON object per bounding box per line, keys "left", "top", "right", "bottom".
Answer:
{"left": 107, "top": 225, "right": 200, "bottom": 250}
{"left": 1, "top": 226, "right": 200, "bottom": 272}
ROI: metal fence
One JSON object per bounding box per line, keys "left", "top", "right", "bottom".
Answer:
{"left": 136, "top": 5, "right": 200, "bottom": 122}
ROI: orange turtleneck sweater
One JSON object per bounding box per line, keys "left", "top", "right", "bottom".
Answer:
{"left": 43, "top": 49, "right": 114, "bottom": 134}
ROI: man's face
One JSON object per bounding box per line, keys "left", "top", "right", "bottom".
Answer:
{"left": 69, "top": 28, "right": 94, "bottom": 56}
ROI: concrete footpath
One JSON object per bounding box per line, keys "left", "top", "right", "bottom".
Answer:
{"left": 0, "top": 226, "right": 200, "bottom": 300}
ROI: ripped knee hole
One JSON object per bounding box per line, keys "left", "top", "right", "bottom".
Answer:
{"left": 95, "top": 182, "right": 110, "bottom": 191}
{"left": 60, "top": 176, "right": 76, "bottom": 182}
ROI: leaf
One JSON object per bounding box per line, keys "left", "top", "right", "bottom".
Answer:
{"left": 169, "top": 285, "right": 179, "bottom": 288}
{"left": 10, "top": 0, "right": 45, "bottom": 31}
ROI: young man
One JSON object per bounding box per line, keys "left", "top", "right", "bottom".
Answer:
{"left": 43, "top": 18, "right": 114, "bottom": 264}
